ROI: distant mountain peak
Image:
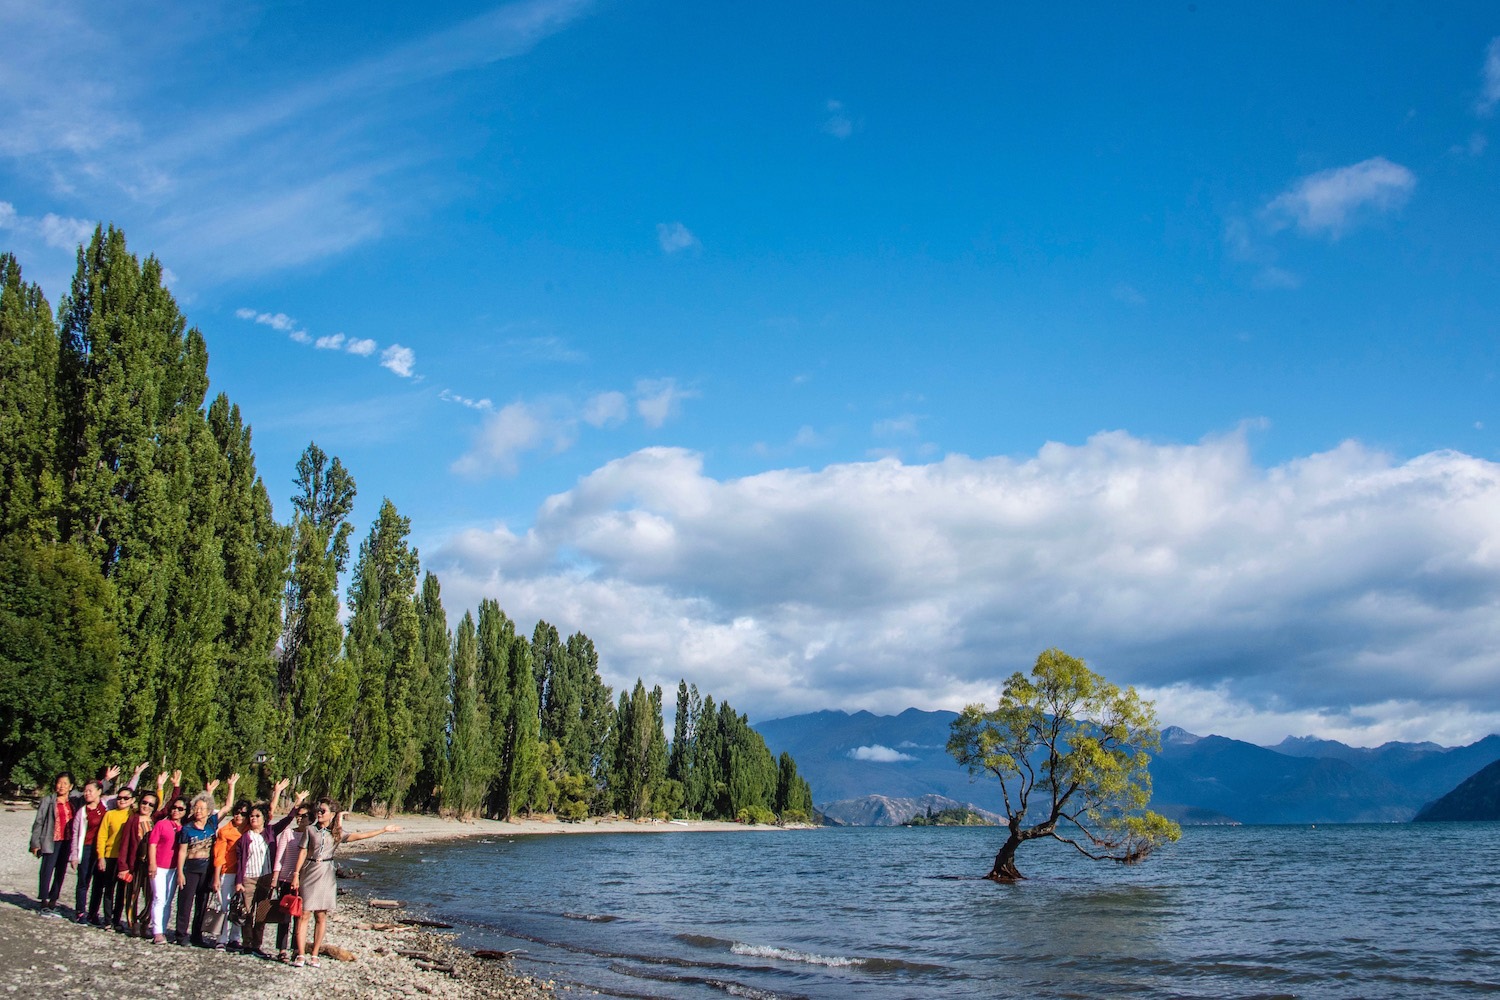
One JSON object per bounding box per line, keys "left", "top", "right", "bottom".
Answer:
{"left": 1160, "top": 726, "right": 1201, "bottom": 745}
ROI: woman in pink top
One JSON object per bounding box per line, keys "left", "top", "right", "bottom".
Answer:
{"left": 146, "top": 797, "right": 186, "bottom": 943}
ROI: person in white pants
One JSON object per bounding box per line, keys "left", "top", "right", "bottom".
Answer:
{"left": 146, "top": 798, "right": 185, "bottom": 943}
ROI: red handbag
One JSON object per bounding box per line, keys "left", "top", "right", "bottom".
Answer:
{"left": 280, "top": 891, "right": 303, "bottom": 917}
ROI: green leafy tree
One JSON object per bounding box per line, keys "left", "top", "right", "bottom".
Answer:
{"left": 0, "top": 254, "right": 61, "bottom": 541}
{"left": 412, "top": 572, "right": 451, "bottom": 811}
{"left": 445, "top": 611, "right": 488, "bottom": 818}
{"left": 947, "top": 648, "right": 1181, "bottom": 881}
{"left": 495, "top": 633, "right": 540, "bottom": 818}
{"left": 475, "top": 599, "right": 515, "bottom": 816}
{"left": 0, "top": 538, "right": 119, "bottom": 788}
{"left": 279, "top": 443, "right": 357, "bottom": 791}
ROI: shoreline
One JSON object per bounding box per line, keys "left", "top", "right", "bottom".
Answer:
{"left": 0, "top": 805, "right": 799, "bottom": 998}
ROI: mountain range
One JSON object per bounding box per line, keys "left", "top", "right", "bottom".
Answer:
{"left": 756, "top": 708, "right": 1500, "bottom": 825}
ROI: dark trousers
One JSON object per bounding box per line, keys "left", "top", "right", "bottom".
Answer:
{"left": 274, "top": 879, "right": 298, "bottom": 953}
{"left": 95, "top": 858, "right": 120, "bottom": 924}
{"left": 37, "top": 847, "right": 67, "bottom": 904}
{"left": 175, "top": 865, "right": 212, "bottom": 943}
{"left": 74, "top": 844, "right": 98, "bottom": 917}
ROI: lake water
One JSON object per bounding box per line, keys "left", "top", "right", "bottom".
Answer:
{"left": 351, "top": 823, "right": 1500, "bottom": 999}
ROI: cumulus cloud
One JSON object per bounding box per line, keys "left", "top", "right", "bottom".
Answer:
{"left": 430, "top": 432, "right": 1500, "bottom": 745}
{"left": 655, "top": 221, "right": 699, "bottom": 254}
{"left": 848, "top": 745, "right": 916, "bottom": 762}
{"left": 380, "top": 343, "right": 416, "bottom": 378}
{"left": 1264, "top": 157, "right": 1415, "bottom": 238}
{"left": 345, "top": 337, "right": 377, "bottom": 357}
{"left": 314, "top": 332, "right": 346, "bottom": 350}
{"left": 235, "top": 307, "right": 311, "bottom": 343}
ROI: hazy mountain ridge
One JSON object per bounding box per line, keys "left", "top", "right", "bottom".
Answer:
{"left": 820, "top": 793, "right": 1005, "bottom": 827}
{"left": 756, "top": 709, "right": 1500, "bottom": 825}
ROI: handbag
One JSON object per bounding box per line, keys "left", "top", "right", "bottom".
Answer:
{"left": 206, "top": 889, "right": 223, "bottom": 914}
{"left": 279, "top": 891, "right": 303, "bottom": 918}
{"left": 229, "top": 890, "right": 250, "bottom": 924}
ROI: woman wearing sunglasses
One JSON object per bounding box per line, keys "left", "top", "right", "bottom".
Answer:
{"left": 173, "top": 774, "right": 238, "bottom": 946}
{"left": 290, "top": 799, "right": 400, "bottom": 967}
{"left": 147, "top": 797, "right": 188, "bottom": 943}
{"left": 117, "top": 770, "right": 180, "bottom": 936}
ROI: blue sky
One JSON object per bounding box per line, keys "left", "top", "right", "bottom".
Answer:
{"left": 4, "top": 1, "right": 1500, "bottom": 745}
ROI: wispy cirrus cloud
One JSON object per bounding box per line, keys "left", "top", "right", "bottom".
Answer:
{"left": 0, "top": 0, "right": 595, "bottom": 285}
{"left": 0, "top": 201, "right": 94, "bottom": 252}
{"left": 822, "top": 99, "right": 857, "bottom": 139}
{"left": 1477, "top": 36, "right": 1500, "bottom": 115}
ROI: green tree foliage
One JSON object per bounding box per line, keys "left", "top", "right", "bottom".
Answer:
{"left": 495, "top": 634, "right": 542, "bottom": 818}
{"left": 0, "top": 538, "right": 119, "bottom": 787}
{"left": 0, "top": 254, "right": 61, "bottom": 541}
{"left": 343, "top": 499, "right": 422, "bottom": 811}
{"left": 947, "top": 648, "right": 1182, "bottom": 880}
{"left": 412, "top": 572, "right": 451, "bottom": 811}
{"left": 444, "top": 611, "right": 488, "bottom": 818}
{"left": 280, "top": 443, "right": 357, "bottom": 792}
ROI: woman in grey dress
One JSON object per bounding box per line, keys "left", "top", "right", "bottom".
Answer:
{"left": 290, "top": 798, "right": 399, "bottom": 967}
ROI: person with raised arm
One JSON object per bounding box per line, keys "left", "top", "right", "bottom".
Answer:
{"left": 29, "top": 765, "right": 119, "bottom": 912}
{"left": 118, "top": 770, "right": 179, "bottom": 936}
{"left": 147, "top": 795, "right": 186, "bottom": 943}
{"left": 72, "top": 761, "right": 147, "bottom": 925}
{"left": 92, "top": 762, "right": 149, "bottom": 929}
{"left": 208, "top": 795, "right": 252, "bottom": 951}
{"left": 270, "top": 793, "right": 312, "bottom": 963}
{"left": 291, "top": 799, "right": 400, "bottom": 967}
{"left": 174, "top": 774, "right": 237, "bottom": 946}
{"left": 233, "top": 780, "right": 291, "bottom": 958}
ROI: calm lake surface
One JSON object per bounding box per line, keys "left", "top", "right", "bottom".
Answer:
{"left": 352, "top": 823, "right": 1500, "bottom": 999}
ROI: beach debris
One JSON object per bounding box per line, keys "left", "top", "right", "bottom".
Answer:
{"left": 369, "top": 898, "right": 402, "bottom": 909}
{"left": 399, "top": 917, "right": 454, "bottom": 929}
{"left": 473, "top": 948, "right": 524, "bottom": 961}
{"left": 322, "top": 944, "right": 357, "bottom": 962}
{"left": 413, "top": 960, "right": 456, "bottom": 976}
{"left": 336, "top": 866, "right": 364, "bottom": 879}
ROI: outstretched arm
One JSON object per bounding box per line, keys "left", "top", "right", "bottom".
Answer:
{"left": 341, "top": 819, "right": 402, "bottom": 844}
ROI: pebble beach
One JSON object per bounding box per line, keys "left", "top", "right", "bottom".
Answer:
{"left": 0, "top": 805, "right": 782, "bottom": 998}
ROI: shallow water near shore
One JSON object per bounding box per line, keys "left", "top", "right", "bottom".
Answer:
{"left": 353, "top": 823, "right": 1500, "bottom": 999}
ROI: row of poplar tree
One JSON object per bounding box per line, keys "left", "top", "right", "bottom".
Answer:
{"left": 0, "top": 227, "right": 815, "bottom": 824}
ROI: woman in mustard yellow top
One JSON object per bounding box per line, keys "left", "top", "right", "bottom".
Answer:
{"left": 95, "top": 785, "right": 136, "bottom": 930}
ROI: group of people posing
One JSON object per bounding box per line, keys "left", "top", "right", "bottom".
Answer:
{"left": 28, "top": 763, "right": 400, "bottom": 967}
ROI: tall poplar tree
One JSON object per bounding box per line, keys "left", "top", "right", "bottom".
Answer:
{"left": 280, "top": 443, "right": 357, "bottom": 790}
{"left": 0, "top": 254, "right": 61, "bottom": 541}
{"left": 445, "top": 611, "right": 487, "bottom": 818}
{"left": 412, "top": 572, "right": 451, "bottom": 811}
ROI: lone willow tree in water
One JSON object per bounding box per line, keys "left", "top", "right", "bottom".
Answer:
{"left": 946, "top": 648, "right": 1181, "bottom": 881}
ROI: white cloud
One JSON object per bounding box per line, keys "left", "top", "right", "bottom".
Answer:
{"left": 822, "top": 98, "right": 855, "bottom": 139}
{"left": 0, "top": 0, "right": 594, "bottom": 285}
{"left": 847, "top": 745, "right": 915, "bottom": 762}
{"left": 634, "top": 378, "right": 697, "bottom": 428}
{"left": 655, "top": 221, "right": 699, "bottom": 254}
{"left": 430, "top": 432, "right": 1500, "bottom": 745}
{"left": 0, "top": 201, "right": 95, "bottom": 252}
{"left": 345, "top": 337, "right": 377, "bottom": 356}
{"left": 439, "top": 388, "right": 494, "bottom": 411}
{"left": 873, "top": 414, "right": 921, "bottom": 438}
{"left": 235, "top": 307, "right": 312, "bottom": 343}
{"left": 314, "top": 332, "right": 346, "bottom": 351}
{"left": 380, "top": 343, "right": 416, "bottom": 378}
{"left": 1264, "top": 157, "right": 1415, "bottom": 238}
{"left": 505, "top": 334, "right": 587, "bottom": 364}
{"left": 451, "top": 401, "right": 559, "bottom": 477}
{"left": 583, "top": 390, "right": 629, "bottom": 428}
{"left": 1478, "top": 37, "right": 1500, "bottom": 115}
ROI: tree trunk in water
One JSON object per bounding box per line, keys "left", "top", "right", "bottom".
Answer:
{"left": 987, "top": 832, "right": 1025, "bottom": 881}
